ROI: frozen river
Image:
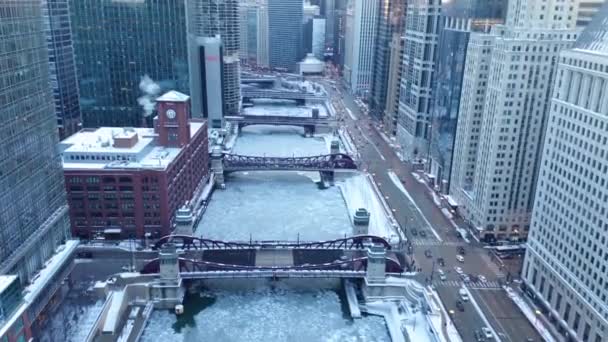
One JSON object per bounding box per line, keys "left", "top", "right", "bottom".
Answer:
{"left": 141, "top": 287, "right": 390, "bottom": 342}
{"left": 195, "top": 171, "right": 354, "bottom": 241}
{"left": 232, "top": 125, "right": 331, "bottom": 157}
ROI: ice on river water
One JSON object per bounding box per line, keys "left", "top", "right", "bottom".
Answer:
{"left": 195, "top": 172, "right": 353, "bottom": 241}
{"left": 140, "top": 288, "right": 390, "bottom": 342}
{"left": 233, "top": 125, "right": 330, "bottom": 157}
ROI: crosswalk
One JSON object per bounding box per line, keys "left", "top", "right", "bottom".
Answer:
{"left": 410, "top": 238, "right": 462, "bottom": 247}
{"left": 434, "top": 280, "right": 502, "bottom": 289}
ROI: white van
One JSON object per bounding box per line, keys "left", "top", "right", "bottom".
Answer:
{"left": 459, "top": 289, "right": 470, "bottom": 302}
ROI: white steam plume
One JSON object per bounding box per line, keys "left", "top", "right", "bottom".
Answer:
{"left": 137, "top": 75, "right": 161, "bottom": 117}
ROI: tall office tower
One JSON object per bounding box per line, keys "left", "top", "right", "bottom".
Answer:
{"left": 239, "top": 2, "right": 269, "bottom": 67}
{"left": 369, "top": 0, "right": 406, "bottom": 121}
{"left": 524, "top": 5, "right": 608, "bottom": 340}
{"left": 324, "top": 0, "right": 335, "bottom": 52}
{"left": 450, "top": 0, "right": 580, "bottom": 243}
{"left": 343, "top": 0, "right": 378, "bottom": 95}
{"left": 268, "top": 0, "right": 303, "bottom": 71}
{"left": 41, "top": 0, "right": 81, "bottom": 139}
{"left": 396, "top": 0, "right": 441, "bottom": 161}
{"left": 70, "top": 0, "right": 189, "bottom": 128}
{"left": 187, "top": 0, "right": 241, "bottom": 119}
{"left": 427, "top": 0, "right": 506, "bottom": 194}
{"left": 383, "top": 34, "right": 405, "bottom": 136}
{"left": 333, "top": 0, "right": 347, "bottom": 68}
{"left": 0, "top": 0, "right": 71, "bottom": 284}
{"left": 312, "top": 17, "right": 327, "bottom": 59}
{"left": 577, "top": 0, "right": 607, "bottom": 26}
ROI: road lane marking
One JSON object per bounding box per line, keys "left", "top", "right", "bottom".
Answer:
{"left": 357, "top": 126, "right": 386, "bottom": 161}
{"left": 387, "top": 171, "right": 443, "bottom": 242}
{"left": 345, "top": 107, "right": 358, "bottom": 120}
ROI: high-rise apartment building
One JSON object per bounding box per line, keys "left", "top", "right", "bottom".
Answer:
{"left": 523, "top": 5, "right": 608, "bottom": 340}
{"left": 333, "top": 0, "right": 348, "bottom": 68}
{"left": 396, "top": 0, "right": 441, "bottom": 161}
{"left": 187, "top": 0, "right": 241, "bottom": 119}
{"left": 312, "top": 17, "right": 327, "bottom": 59}
{"left": 41, "top": 0, "right": 81, "bottom": 139}
{"left": 383, "top": 34, "right": 405, "bottom": 136}
{"left": 70, "top": 0, "right": 189, "bottom": 128}
{"left": 369, "top": 0, "right": 406, "bottom": 121}
{"left": 450, "top": 0, "right": 579, "bottom": 242}
{"left": 343, "top": 0, "right": 378, "bottom": 95}
{"left": 0, "top": 0, "right": 71, "bottom": 285}
{"left": 268, "top": 0, "right": 303, "bottom": 71}
{"left": 427, "top": 0, "right": 506, "bottom": 194}
{"left": 324, "top": 0, "right": 335, "bottom": 52}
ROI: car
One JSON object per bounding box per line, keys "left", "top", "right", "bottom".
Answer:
{"left": 457, "top": 246, "right": 466, "bottom": 255}
{"left": 479, "top": 275, "right": 487, "bottom": 282}
{"left": 474, "top": 330, "right": 485, "bottom": 341}
{"left": 419, "top": 231, "right": 428, "bottom": 238}
{"left": 461, "top": 274, "right": 471, "bottom": 282}
{"left": 469, "top": 274, "right": 479, "bottom": 282}
{"left": 437, "top": 269, "right": 447, "bottom": 281}
{"left": 459, "top": 288, "right": 469, "bottom": 301}
{"left": 424, "top": 249, "right": 433, "bottom": 258}
{"left": 437, "top": 257, "right": 445, "bottom": 267}
{"left": 456, "top": 255, "right": 465, "bottom": 263}
{"left": 456, "top": 300, "right": 465, "bottom": 312}
{"left": 411, "top": 229, "right": 418, "bottom": 236}
{"left": 454, "top": 266, "right": 463, "bottom": 274}
{"left": 481, "top": 327, "right": 493, "bottom": 339}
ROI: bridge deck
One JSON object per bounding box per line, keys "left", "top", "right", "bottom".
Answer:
{"left": 180, "top": 270, "right": 366, "bottom": 279}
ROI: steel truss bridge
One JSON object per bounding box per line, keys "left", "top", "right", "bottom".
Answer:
{"left": 153, "top": 234, "right": 391, "bottom": 251}
{"left": 241, "top": 89, "right": 326, "bottom": 102}
{"left": 221, "top": 153, "right": 358, "bottom": 172}
{"left": 224, "top": 115, "right": 335, "bottom": 128}
{"left": 140, "top": 256, "right": 404, "bottom": 277}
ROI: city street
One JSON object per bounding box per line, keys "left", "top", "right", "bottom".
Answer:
{"left": 323, "top": 79, "right": 541, "bottom": 342}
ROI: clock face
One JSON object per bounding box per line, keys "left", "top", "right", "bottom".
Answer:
{"left": 166, "top": 109, "right": 176, "bottom": 119}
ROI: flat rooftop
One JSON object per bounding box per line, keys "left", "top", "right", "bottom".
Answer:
{"left": 60, "top": 122, "right": 204, "bottom": 171}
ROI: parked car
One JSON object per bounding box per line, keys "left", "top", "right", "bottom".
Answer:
{"left": 419, "top": 231, "right": 428, "bottom": 238}
{"left": 474, "top": 330, "right": 485, "bottom": 341}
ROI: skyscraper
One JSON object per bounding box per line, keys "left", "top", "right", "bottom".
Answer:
{"left": 70, "top": 0, "right": 189, "bottom": 128}
{"left": 396, "top": 0, "right": 441, "bottom": 161}
{"left": 450, "top": 0, "right": 579, "bottom": 242}
{"left": 268, "top": 0, "right": 303, "bottom": 71}
{"left": 383, "top": 34, "right": 405, "bottom": 136}
{"left": 524, "top": 4, "right": 608, "bottom": 340}
{"left": 239, "top": 1, "right": 269, "bottom": 67}
{"left": 0, "top": 0, "right": 71, "bottom": 284}
{"left": 324, "top": 0, "right": 335, "bottom": 52}
{"left": 41, "top": 0, "right": 82, "bottom": 139}
{"left": 186, "top": 0, "right": 241, "bottom": 118}
{"left": 343, "top": 0, "right": 378, "bottom": 95}
{"left": 427, "top": 0, "right": 506, "bottom": 194}
{"left": 369, "top": 0, "right": 406, "bottom": 121}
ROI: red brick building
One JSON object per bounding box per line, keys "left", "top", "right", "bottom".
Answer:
{"left": 60, "top": 91, "right": 209, "bottom": 239}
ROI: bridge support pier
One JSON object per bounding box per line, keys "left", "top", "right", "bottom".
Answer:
{"left": 353, "top": 208, "right": 370, "bottom": 235}
{"left": 211, "top": 146, "right": 225, "bottom": 189}
{"left": 319, "top": 171, "right": 334, "bottom": 186}
{"left": 330, "top": 139, "right": 340, "bottom": 155}
{"left": 304, "top": 125, "right": 315, "bottom": 137}
{"left": 150, "top": 243, "right": 184, "bottom": 309}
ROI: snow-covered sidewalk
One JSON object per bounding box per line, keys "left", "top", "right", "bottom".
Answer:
{"left": 504, "top": 287, "right": 557, "bottom": 342}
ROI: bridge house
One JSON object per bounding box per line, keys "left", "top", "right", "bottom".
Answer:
{"left": 59, "top": 91, "right": 209, "bottom": 240}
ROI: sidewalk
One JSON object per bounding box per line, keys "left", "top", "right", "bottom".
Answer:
{"left": 504, "top": 286, "right": 559, "bottom": 342}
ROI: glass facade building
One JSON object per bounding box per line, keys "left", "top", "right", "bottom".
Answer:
{"left": 427, "top": 0, "right": 506, "bottom": 193}
{"left": 268, "top": 0, "right": 303, "bottom": 71}
{"left": 0, "top": 0, "right": 71, "bottom": 283}
{"left": 42, "top": 0, "right": 82, "bottom": 139}
{"left": 369, "top": 0, "right": 405, "bottom": 120}
{"left": 70, "top": 0, "right": 189, "bottom": 128}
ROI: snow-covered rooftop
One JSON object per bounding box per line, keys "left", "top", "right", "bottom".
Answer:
{"left": 59, "top": 123, "right": 204, "bottom": 171}
{"left": 0, "top": 275, "right": 17, "bottom": 295}
{"left": 156, "top": 90, "right": 190, "bottom": 102}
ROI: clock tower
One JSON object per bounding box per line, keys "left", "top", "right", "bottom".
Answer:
{"left": 155, "top": 91, "right": 191, "bottom": 147}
